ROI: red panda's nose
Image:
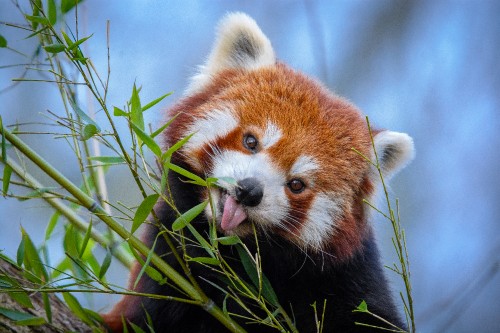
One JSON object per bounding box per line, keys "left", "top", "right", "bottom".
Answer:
{"left": 235, "top": 177, "right": 264, "bottom": 207}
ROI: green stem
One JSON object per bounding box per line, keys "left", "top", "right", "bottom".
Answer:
{"left": 1, "top": 153, "right": 134, "bottom": 269}
{"left": 0, "top": 127, "right": 246, "bottom": 333}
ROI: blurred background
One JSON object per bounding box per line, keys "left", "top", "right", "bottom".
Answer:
{"left": 1, "top": 1, "right": 499, "bottom": 332}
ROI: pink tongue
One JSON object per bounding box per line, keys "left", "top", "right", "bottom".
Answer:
{"left": 221, "top": 196, "right": 247, "bottom": 231}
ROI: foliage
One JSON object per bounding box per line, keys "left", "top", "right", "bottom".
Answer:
{"left": 0, "top": 1, "right": 415, "bottom": 332}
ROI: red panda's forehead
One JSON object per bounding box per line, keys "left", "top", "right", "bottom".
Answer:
{"left": 216, "top": 66, "right": 372, "bottom": 186}
{"left": 166, "top": 65, "right": 372, "bottom": 188}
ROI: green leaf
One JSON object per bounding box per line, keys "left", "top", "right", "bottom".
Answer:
{"left": 62, "top": 292, "right": 92, "bottom": 325}
{"left": 129, "top": 242, "right": 164, "bottom": 285}
{"left": 215, "top": 236, "right": 241, "bottom": 246}
{"left": 129, "top": 321, "right": 147, "bottom": 333}
{"left": 47, "top": 0, "right": 57, "bottom": 25}
{"left": 2, "top": 165, "right": 12, "bottom": 196}
{"left": 142, "top": 92, "right": 172, "bottom": 112}
{"left": 113, "top": 106, "right": 128, "bottom": 117}
{"left": 1, "top": 116, "right": 6, "bottom": 162}
{"left": 356, "top": 300, "right": 368, "bottom": 312}
{"left": 132, "top": 194, "right": 159, "bottom": 234}
{"left": 69, "top": 99, "right": 101, "bottom": 131}
{"left": 150, "top": 112, "right": 179, "bottom": 139}
{"left": 15, "top": 317, "right": 47, "bottom": 326}
{"left": 82, "top": 124, "right": 98, "bottom": 140}
{"left": 42, "top": 292, "right": 51, "bottom": 323}
{"left": 161, "top": 133, "right": 194, "bottom": 162}
{"left": 67, "top": 34, "right": 93, "bottom": 51}
{"left": 8, "top": 291, "right": 34, "bottom": 309}
{"left": 236, "top": 245, "right": 279, "bottom": 306}
{"left": 133, "top": 235, "right": 160, "bottom": 289}
{"left": 44, "top": 211, "right": 60, "bottom": 241}
{"left": 166, "top": 162, "right": 206, "bottom": 186}
{"left": 172, "top": 201, "right": 208, "bottom": 231}
{"left": 16, "top": 238, "right": 25, "bottom": 267}
{"left": 130, "top": 123, "right": 162, "bottom": 157}
{"left": 24, "top": 15, "right": 49, "bottom": 25}
{"left": 61, "top": 0, "right": 84, "bottom": 14}
{"left": 130, "top": 84, "right": 144, "bottom": 131}
{"left": 89, "top": 156, "right": 125, "bottom": 165}
{"left": 21, "top": 228, "right": 48, "bottom": 281}
{"left": 98, "top": 248, "right": 112, "bottom": 279}
{"left": 188, "top": 257, "right": 221, "bottom": 265}
{"left": 78, "top": 220, "right": 92, "bottom": 258}
{"left": 0, "top": 307, "right": 44, "bottom": 322}
{"left": 61, "top": 31, "right": 73, "bottom": 46}
{"left": 0, "top": 35, "right": 7, "bottom": 48}
{"left": 186, "top": 224, "right": 214, "bottom": 257}
{"left": 43, "top": 43, "right": 66, "bottom": 53}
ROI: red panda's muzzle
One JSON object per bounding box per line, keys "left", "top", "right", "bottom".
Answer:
{"left": 219, "top": 177, "right": 264, "bottom": 231}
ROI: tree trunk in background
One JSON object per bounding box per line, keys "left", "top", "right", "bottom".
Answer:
{"left": 0, "top": 259, "right": 93, "bottom": 333}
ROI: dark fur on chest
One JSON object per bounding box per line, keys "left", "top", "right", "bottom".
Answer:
{"left": 118, "top": 171, "right": 406, "bottom": 332}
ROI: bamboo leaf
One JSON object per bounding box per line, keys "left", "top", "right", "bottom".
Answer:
{"left": 78, "top": 220, "right": 92, "bottom": 258}
{"left": 67, "top": 34, "right": 93, "bottom": 51}
{"left": 235, "top": 245, "right": 279, "bottom": 306}
{"left": 130, "top": 123, "right": 162, "bottom": 157}
{"left": 172, "top": 201, "right": 208, "bottom": 231}
{"left": 82, "top": 124, "right": 98, "bottom": 140}
{"left": 44, "top": 211, "right": 60, "bottom": 241}
{"left": 142, "top": 92, "right": 172, "bottom": 112}
{"left": 0, "top": 307, "right": 44, "bottom": 322}
{"left": 89, "top": 156, "right": 125, "bottom": 165}
{"left": 2, "top": 165, "right": 12, "bottom": 196}
{"left": 132, "top": 194, "right": 159, "bottom": 234}
{"left": 130, "top": 84, "right": 144, "bottom": 131}
{"left": 16, "top": 316, "right": 47, "bottom": 326}
{"left": 166, "top": 162, "right": 206, "bottom": 186}
{"left": 47, "top": 0, "right": 57, "bottom": 25}
{"left": 150, "top": 112, "right": 179, "bottom": 138}
{"left": 62, "top": 292, "right": 92, "bottom": 325}
{"left": 113, "top": 106, "right": 128, "bottom": 117}
{"left": 99, "top": 248, "right": 112, "bottom": 279}
{"left": 0, "top": 35, "right": 7, "bottom": 48}
{"left": 61, "top": 0, "right": 84, "bottom": 14}
{"left": 21, "top": 228, "right": 48, "bottom": 281}
{"left": 215, "top": 236, "right": 241, "bottom": 246}
{"left": 24, "top": 15, "right": 49, "bottom": 25}
{"left": 1, "top": 116, "right": 6, "bottom": 161}
{"left": 188, "top": 257, "right": 221, "bottom": 265}
{"left": 8, "top": 291, "right": 34, "bottom": 309}
{"left": 161, "top": 133, "right": 194, "bottom": 162}
{"left": 355, "top": 300, "right": 368, "bottom": 312}
{"left": 43, "top": 43, "right": 66, "bottom": 54}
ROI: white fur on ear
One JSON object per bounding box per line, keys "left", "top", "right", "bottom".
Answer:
{"left": 373, "top": 131, "right": 415, "bottom": 179}
{"left": 186, "top": 12, "right": 275, "bottom": 94}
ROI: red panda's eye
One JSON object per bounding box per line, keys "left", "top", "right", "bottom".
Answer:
{"left": 244, "top": 134, "right": 258, "bottom": 152}
{"left": 287, "top": 179, "right": 305, "bottom": 194}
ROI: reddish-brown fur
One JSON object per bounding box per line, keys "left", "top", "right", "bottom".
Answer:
{"left": 167, "top": 63, "right": 373, "bottom": 258}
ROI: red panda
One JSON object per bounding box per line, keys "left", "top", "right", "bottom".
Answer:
{"left": 103, "top": 12, "right": 414, "bottom": 332}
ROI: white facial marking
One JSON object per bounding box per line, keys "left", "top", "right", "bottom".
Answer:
{"left": 209, "top": 150, "right": 288, "bottom": 230}
{"left": 300, "top": 193, "right": 342, "bottom": 249}
{"left": 262, "top": 121, "right": 282, "bottom": 148}
{"left": 184, "top": 108, "right": 238, "bottom": 152}
{"left": 291, "top": 155, "right": 319, "bottom": 175}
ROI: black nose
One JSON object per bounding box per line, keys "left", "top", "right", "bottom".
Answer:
{"left": 235, "top": 177, "right": 263, "bottom": 207}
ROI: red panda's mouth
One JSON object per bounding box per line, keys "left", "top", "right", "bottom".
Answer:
{"left": 219, "top": 190, "right": 248, "bottom": 231}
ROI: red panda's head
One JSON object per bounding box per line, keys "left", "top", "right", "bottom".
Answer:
{"left": 165, "top": 13, "right": 414, "bottom": 259}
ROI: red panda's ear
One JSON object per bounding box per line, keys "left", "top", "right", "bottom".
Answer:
{"left": 372, "top": 131, "right": 415, "bottom": 179}
{"left": 186, "top": 12, "right": 276, "bottom": 94}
